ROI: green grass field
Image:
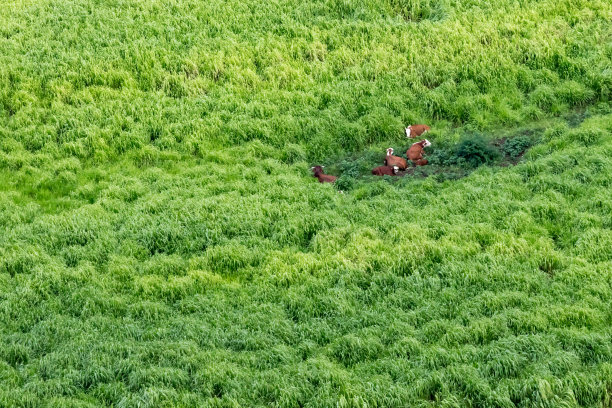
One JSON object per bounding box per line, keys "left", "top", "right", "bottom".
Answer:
{"left": 1, "top": 0, "right": 612, "bottom": 406}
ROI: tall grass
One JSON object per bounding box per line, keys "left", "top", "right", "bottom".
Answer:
{"left": 1, "top": 112, "right": 611, "bottom": 406}
{"left": 1, "top": 0, "right": 612, "bottom": 406}
{"left": 1, "top": 0, "right": 610, "bottom": 162}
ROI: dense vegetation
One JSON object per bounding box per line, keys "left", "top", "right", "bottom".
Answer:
{"left": 1, "top": 0, "right": 611, "bottom": 406}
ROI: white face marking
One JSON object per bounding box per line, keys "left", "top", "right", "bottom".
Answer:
{"left": 387, "top": 148, "right": 394, "bottom": 155}
{"left": 405, "top": 127, "right": 411, "bottom": 138}
{"left": 424, "top": 139, "right": 431, "bottom": 147}
{"left": 393, "top": 166, "right": 399, "bottom": 173}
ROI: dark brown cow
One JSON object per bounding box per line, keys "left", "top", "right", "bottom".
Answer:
{"left": 372, "top": 165, "right": 399, "bottom": 176}
{"left": 311, "top": 166, "right": 337, "bottom": 183}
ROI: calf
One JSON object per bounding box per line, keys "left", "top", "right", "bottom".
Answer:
{"left": 311, "top": 166, "right": 337, "bottom": 183}
{"left": 405, "top": 124, "right": 430, "bottom": 138}
{"left": 372, "top": 165, "right": 399, "bottom": 176}
{"left": 406, "top": 139, "right": 431, "bottom": 166}
{"left": 384, "top": 148, "right": 408, "bottom": 170}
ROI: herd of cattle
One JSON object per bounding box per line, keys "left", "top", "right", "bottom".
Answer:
{"left": 311, "top": 124, "right": 431, "bottom": 183}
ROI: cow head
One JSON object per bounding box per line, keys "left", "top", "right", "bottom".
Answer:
{"left": 405, "top": 127, "right": 411, "bottom": 138}
{"left": 311, "top": 165, "right": 324, "bottom": 175}
{"left": 386, "top": 147, "right": 394, "bottom": 156}
{"left": 393, "top": 165, "right": 399, "bottom": 174}
{"left": 422, "top": 139, "right": 431, "bottom": 148}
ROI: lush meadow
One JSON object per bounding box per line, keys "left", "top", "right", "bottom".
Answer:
{"left": 1, "top": 0, "right": 612, "bottom": 406}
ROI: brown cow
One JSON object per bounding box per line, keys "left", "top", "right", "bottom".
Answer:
{"left": 372, "top": 165, "right": 399, "bottom": 176}
{"left": 405, "top": 124, "right": 430, "bottom": 139}
{"left": 406, "top": 139, "right": 431, "bottom": 166}
{"left": 311, "top": 166, "right": 337, "bottom": 183}
{"left": 384, "top": 148, "right": 408, "bottom": 170}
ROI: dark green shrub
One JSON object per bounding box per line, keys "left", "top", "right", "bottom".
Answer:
{"left": 335, "top": 174, "right": 356, "bottom": 191}
{"left": 503, "top": 136, "right": 532, "bottom": 159}
{"left": 337, "top": 158, "right": 361, "bottom": 179}
{"left": 433, "top": 170, "right": 468, "bottom": 182}
{"left": 427, "top": 143, "right": 457, "bottom": 167}
{"left": 454, "top": 134, "right": 500, "bottom": 168}
{"left": 334, "top": 158, "right": 362, "bottom": 191}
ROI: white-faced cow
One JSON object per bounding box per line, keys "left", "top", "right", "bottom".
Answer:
{"left": 385, "top": 148, "right": 408, "bottom": 170}
{"left": 405, "top": 124, "right": 430, "bottom": 139}
{"left": 406, "top": 139, "right": 431, "bottom": 166}
{"left": 372, "top": 165, "right": 399, "bottom": 176}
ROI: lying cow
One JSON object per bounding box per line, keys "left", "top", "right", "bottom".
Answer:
{"left": 385, "top": 148, "right": 407, "bottom": 170}
{"left": 405, "top": 124, "right": 430, "bottom": 139}
{"left": 372, "top": 165, "right": 399, "bottom": 176}
{"left": 311, "top": 165, "right": 337, "bottom": 183}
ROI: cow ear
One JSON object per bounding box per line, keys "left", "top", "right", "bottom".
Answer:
{"left": 321, "top": 166, "right": 325, "bottom": 168}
